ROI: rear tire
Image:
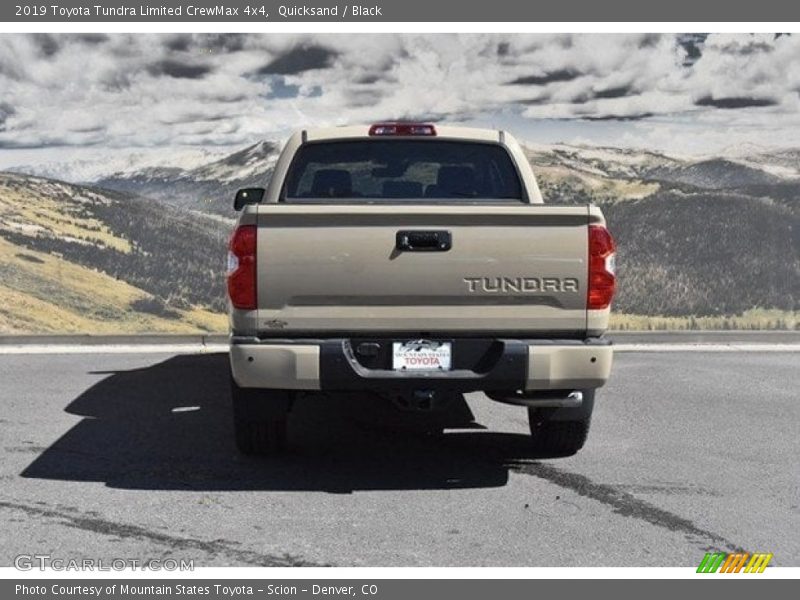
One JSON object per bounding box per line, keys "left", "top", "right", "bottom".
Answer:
{"left": 230, "top": 377, "right": 291, "bottom": 456}
{"left": 527, "top": 389, "right": 595, "bottom": 457}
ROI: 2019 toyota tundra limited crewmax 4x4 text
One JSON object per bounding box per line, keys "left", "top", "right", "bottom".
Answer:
{"left": 226, "top": 123, "right": 616, "bottom": 456}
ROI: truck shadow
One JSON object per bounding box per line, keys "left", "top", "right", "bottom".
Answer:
{"left": 21, "top": 354, "right": 553, "bottom": 492}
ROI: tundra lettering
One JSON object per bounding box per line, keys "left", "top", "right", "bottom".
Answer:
{"left": 463, "top": 276, "right": 580, "bottom": 293}
{"left": 228, "top": 123, "right": 616, "bottom": 457}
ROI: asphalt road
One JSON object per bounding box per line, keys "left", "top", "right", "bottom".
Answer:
{"left": 0, "top": 348, "right": 798, "bottom": 567}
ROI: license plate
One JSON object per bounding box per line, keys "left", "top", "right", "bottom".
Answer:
{"left": 392, "top": 340, "right": 452, "bottom": 371}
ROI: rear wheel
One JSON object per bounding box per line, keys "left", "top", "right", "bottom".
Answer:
{"left": 527, "top": 389, "right": 595, "bottom": 457}
{"left": 230, "top": 377, "right": 291, "bottom": 456}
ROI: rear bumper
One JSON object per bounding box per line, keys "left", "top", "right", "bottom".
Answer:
{"left": 230, "top": 336, "right": 613, "bottom": 393}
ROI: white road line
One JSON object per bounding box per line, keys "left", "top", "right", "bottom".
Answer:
{"left": 0, "top": 344, "right": 229, "bottom": 355}
{"left": 0, "top": 343, "right": 797, "bottom": 355}
{"left": 614, "top": 344, "right": 800, "bottom": 352}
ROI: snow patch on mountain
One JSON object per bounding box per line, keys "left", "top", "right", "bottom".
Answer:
{"left": 2, "top": 146, "right": 236, "bottom": 184}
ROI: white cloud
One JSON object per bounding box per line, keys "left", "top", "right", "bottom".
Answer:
{"left": 0, "top": 33, "right": 798, "bottom": 156}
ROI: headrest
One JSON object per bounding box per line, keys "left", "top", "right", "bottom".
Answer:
{"left": 437, "top": 166, "right": 477, "bottom": 197}
{"left": 310, "top": 169, "right": 352, "bottom": 197}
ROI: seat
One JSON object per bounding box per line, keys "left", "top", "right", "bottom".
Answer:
{"left": 427, "top": 166, "right": 477, "bottom": 198}
{"left": 310, "top": 169, "right": 353, "bottom": 197}
{"left": 382, "top": 180, "right": 423, "bottom": 198}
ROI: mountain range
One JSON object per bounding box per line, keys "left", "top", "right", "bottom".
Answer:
{"left": 93, "top": 140, "right": 280, "bottom": 216}
{"left": 524, "top": 143, "right": 800, "bottom": 198}
{"left": 525, "top": 143, "right": 798, "bottom": 318}
{"left": 0, "top": 173, "right": 227, "bottom": 333}
{"left": 1, "top": 138, "right": 798, "bottom": 332}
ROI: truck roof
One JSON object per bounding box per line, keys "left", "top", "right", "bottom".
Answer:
{"left": 303, "top": 124, "right": 505, "bottom": 143}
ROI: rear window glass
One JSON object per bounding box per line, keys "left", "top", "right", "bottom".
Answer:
{"left": 283, "top": 140, "right": 524, "bottom": 202}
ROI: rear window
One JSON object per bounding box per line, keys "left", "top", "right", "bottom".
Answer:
{"left": 283, "top": 140, "right": 524, "bottom": 202}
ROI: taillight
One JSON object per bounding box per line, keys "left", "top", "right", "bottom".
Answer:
{"left": 587, "top": 224, "right": 616, "bottom": 310}
{"left": 227, "top": 225, "right": 257, "bottom": 310}
{"left": 369, "top": 123, "right": 437, "bottom": 136}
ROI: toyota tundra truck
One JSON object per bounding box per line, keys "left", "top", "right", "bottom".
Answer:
{"left": 227, "top": 123, "right": 616, "bottom": 456}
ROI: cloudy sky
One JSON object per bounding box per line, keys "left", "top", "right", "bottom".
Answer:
{"left": 1, "top": 32, "right": 799, "bottom": 167}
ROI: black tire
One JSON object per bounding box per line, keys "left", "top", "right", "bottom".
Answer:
{"left": 230, "top": 377, "right": 291, "bottom": 456}
{"left": 527, "top": 389, "right": 595, "bottom": 457}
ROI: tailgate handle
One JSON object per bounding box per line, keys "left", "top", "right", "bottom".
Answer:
{"left": 396, "top": 230, "right": 452, "bottom": 252}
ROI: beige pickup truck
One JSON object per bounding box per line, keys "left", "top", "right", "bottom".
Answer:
{"left": 226, "top": 123, "right": 616, "bottom": 456}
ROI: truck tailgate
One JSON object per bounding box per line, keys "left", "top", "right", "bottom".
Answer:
{"left": 255, "top": 204, "right": 598, "bottom": 335}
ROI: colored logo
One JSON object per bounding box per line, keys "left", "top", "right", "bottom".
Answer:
{"left": 697, "top": 552, "right": 773, "bottom": 573}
